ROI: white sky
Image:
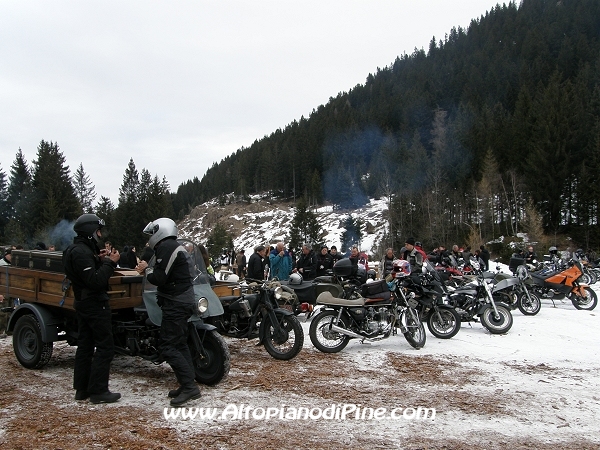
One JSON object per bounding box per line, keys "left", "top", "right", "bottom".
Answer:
{"left": 0, "top": 0, "right": 502, "bottom": 204}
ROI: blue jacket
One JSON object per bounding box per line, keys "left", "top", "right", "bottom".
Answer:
{"left": 269, "top": 248, "right": 292, "bottom": 281}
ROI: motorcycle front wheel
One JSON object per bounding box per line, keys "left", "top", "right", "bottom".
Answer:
{"left": 480, "top": 305, "right": 513, "bottom": 334}
{"left": 309, "top": 309, "right": 350, "bottom": 353}
{"left": 262, "top": 313, "right": 304, "bottom": 360}
{"left": 404, "top": 308, "right": 426, "bottom": 349}
{"left": 189, "top": 329, "right": 231, "bottom": 385}
{"left": 426, "top": 308, "right": 461, "bottom": 339}
{"left": 571, "top": 287, "right": 598, "bottom": 311}
{"left": 517, "top": 290, "right": 541, "bottom": 316}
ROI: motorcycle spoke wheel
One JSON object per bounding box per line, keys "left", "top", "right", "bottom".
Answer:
{"left": 189, "top": 329, "right": 230, "bottom": 386}
{"left": 571, "top": 287, "right": 598, "bottom": 311}
{"left": 262, "top": 314, "right": 304, "bottom": 360}
{"left": 426, "top": 309, "right": 461, "bottom": 339}
{"left": 403, "top": 309, "right": 426, "bottom": 349}
{"left": 309, "top": 310, "right": 350, "bottom": 353}
{"left": 517, "top": 291, "right": 542, "bottom": 316}
{"left": 480, "top": 306, "right": 513, "bottom": 334}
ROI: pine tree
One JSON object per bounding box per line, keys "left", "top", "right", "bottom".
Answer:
{"left": 95, "top": 196, "right": 115, "bottom": 224}
{"left": 73, "top": 163, "right": 97, "bottom": 214}
{"left": 0, "top": 165, "right": 8, "bottom": 240}
{"left": 289, "top": 198, "right": 323, "bottom": 252}
{"left": 112, "top": 159, "right": 142, "bottom": 248}
{"left": 6, "top": 149, "right": 31, "bottom": 222}
{"left": 30, "top": 140, "right": 79, "bottom": 236}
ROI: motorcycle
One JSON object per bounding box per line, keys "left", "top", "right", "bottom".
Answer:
{"left": 483, "top": 264, "right": 542, "bottom": 316}
{"left": 529, "top": 254, "right": 597, "bottom": 311}
{"left": 118, "top": 238, "right": 231, "bottom": 385}
{"left": 392, "top": 260, "right": 461, "bottom": 339}
{"left": 309, "top": 258, "right": 426, "bottom": 353}
{"left": 446, "top": 259, "right": 514, "bottom": 334}
{"left": 206, "top": 278, "right": 304, "bottom": 360}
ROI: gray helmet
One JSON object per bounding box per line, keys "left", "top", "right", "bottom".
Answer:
{"left": 143, "top": 218, "right": 178, "bottom": 249}
{"left": 74, "top": 213, "right": 105, "bottom": 242}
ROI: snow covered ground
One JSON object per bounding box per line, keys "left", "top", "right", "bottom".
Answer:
{"left": 0, "top": 284, "right": 598, "bottom": 449}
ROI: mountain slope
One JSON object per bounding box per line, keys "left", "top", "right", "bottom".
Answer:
{"left": 178, "top": 195, "right": 389, "bottom": 257}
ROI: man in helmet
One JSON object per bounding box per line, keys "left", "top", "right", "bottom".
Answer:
{"left": 135, "top": 218, "right": 201, "bottom": 407}
{"left": 62, "top": 214, "right": 121, "bottom": 404}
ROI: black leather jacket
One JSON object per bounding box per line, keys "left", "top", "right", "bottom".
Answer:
{"left": 147, "top": 237, "right": 194, "bottom": 304}
{"left": 62, "top": 236, "right": 116, "bottom": 305}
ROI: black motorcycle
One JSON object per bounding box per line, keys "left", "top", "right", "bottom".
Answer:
{"left": 446, "top": 259, "right": 514, "bottom": 334}
{"left": 206, "top": 279, "right": 304, "bottom": 360}
{"left": 391, "top": 260, "right": 461, "bottom": 339}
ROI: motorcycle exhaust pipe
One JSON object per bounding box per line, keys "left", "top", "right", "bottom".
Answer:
{"left": 330, "top": 324, "right": 376, "bottom": 341}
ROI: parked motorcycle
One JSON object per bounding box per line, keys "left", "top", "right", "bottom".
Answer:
{"left": 393, "top": 260, "right": 461, "bottom": 339}
{"left": 124, "top": 238, "right": 231, "bottom": 385}
{"left": 309, "top": 258, "right": 426, "bottom": 353}
{"left": 529, "top": 254, "right": 597, "bottom": 311}
{"left": 206, "top": 278, "right": 304, "bottom": 360}
{"left": 485, "top": 264, "right": 541, "bottom": 316}
{"left": 446, "top": 259, "right": 514, "bottom": 334}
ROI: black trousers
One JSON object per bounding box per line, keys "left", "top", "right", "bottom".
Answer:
{"left": 160, "top": 299, "right": 197, "bottom": 389}
{"left": 73, "top": 301, "right": 114, "bottom": 394}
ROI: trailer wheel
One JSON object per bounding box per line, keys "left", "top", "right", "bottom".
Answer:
{"left": 13, "top": 315, "right": 53, "bottom": 369}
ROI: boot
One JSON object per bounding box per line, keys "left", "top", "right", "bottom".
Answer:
{"left": 75, "top": 390, "right": 89, "bottom": 401}
{"left": 170, "top": 387, "right": 200, "bottom": 407}
{"left": 168, "top": 386, "right": 183, "bottom": 398}
{"left": 90, "top": 391, "right": 121, "bottom": 404}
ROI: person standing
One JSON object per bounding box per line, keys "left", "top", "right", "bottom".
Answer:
{"left": 269, "top": 242, "right": 293, "bottom": 281}
{"left": 524, "top": 246, "right": 537, "bottom": 265}
{"left": 402, "top": 237, "right": 424, "bottom": 273}
{"left": 136, "top": 218, "right": 201, "bottom": 407}
{"left": 380, "top": 248, "right": 396, "bottom": 279}
{"left": 235, "top": 250, "right": 247, "bottom": 279}
{"left": 329, "top": 245, "right": 342, "bottom": 265}
{"left": 247, "top": 245, "right": 266, "bottom": 280}
{"left": 62, "top": 214, "right": 121, "bottom": 404}
{"left": 294, "top": 244, "right": 318, "bottom": 280}
{"left": 316, "top": 245, "right": 333, "bottom": 277}
{"left": 479, "top": 245, "right": 490, "bottom": 271}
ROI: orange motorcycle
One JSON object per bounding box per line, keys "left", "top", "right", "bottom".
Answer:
{"left": 530, "top": 256, "right": 597, "bottom": 310}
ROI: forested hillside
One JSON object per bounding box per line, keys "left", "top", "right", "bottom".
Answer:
{"left": 173, "top": 0, "right": 600, "bottom": 250}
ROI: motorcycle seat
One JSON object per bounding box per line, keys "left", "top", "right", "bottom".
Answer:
{"left": 364, "top": 291, "right": 391, "bottom": 302}
{"left": 530, "top": 271, "right": 555, "bottom": 281}
{"left": 316, "top": 291, "right": 365, "bottom": 307}
{"left": 282, "top": 280, "right": 315, "bottom": 292}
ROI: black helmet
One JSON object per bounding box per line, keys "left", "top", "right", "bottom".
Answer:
{"left": 74, "top": 214, "right": 105, "bottom": 242}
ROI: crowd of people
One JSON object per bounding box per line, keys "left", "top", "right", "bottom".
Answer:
{"left": 211, "top": 238, "right": 494, "bottom": 284}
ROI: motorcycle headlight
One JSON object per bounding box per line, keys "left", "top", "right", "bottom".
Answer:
{"left": 274, "top": 286, "right": 283, "bottom": 300}
{"left": 197, "top": 297, "right": 209, "bottom": 314}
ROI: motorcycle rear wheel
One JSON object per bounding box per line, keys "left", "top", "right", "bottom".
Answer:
{"left": 571, "top": 287, "right": 598, "bottom": 311}
{"left": 517, "top": 291, "right": 542, "bottom": 316}
{"left": 480, "top": 305, "right": 513, "bottom": 334}
{"left": 404, "top": 308, "right": 426, "bottom": 349}
{"left": 262, "top": 313, "right": 304, "bottom": 360}
{"left": 426, "top": 308, "right": 460, "bottom": 339}
{"left": 189, "top": 329, "right": 231, "bottom": 385}
{"left": 309, "top": 309, "right": 350, "bottom": 353}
